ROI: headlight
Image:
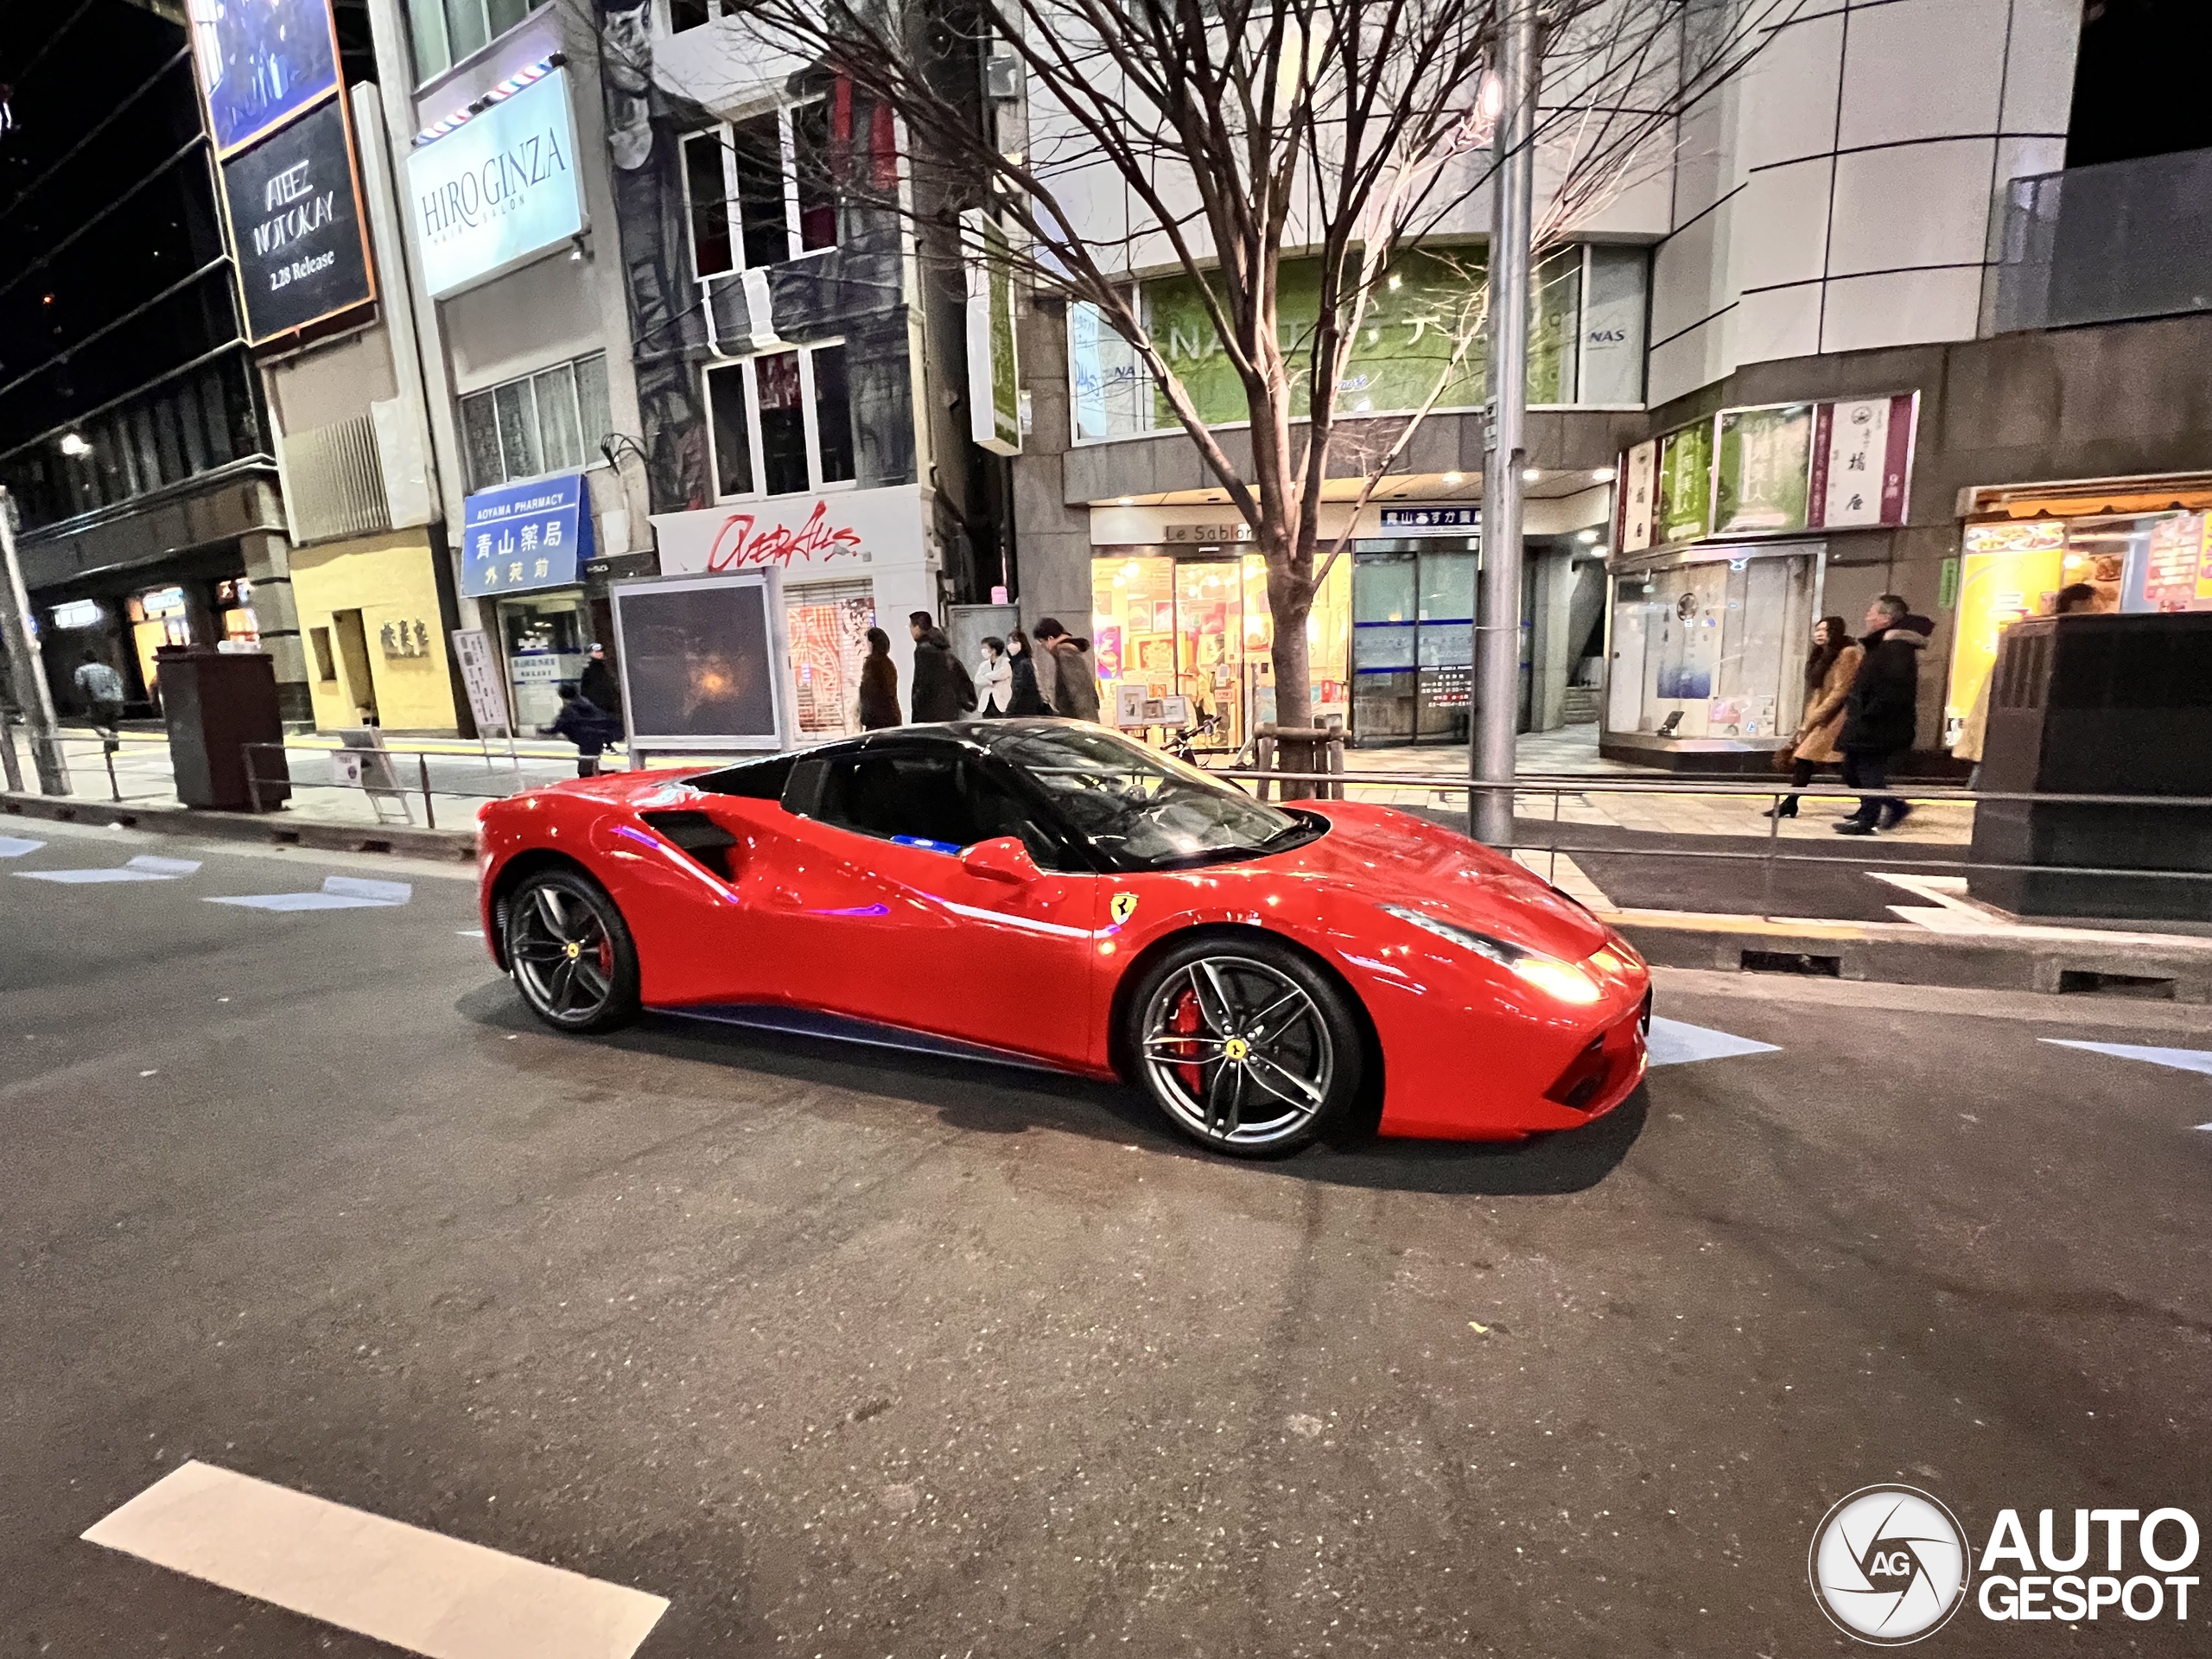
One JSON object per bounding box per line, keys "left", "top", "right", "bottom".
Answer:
{"left": 1379, "top": 903, "right": 1603, "bottom": 1004}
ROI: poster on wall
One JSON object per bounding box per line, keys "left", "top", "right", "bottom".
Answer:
{"left": 1808, "top": 392, "right": 1918, "bottom": 528}
{"left": 1656, "top": 422, "right": 1713, "bottom": 544}
{"left": 219, "top": 96, "right": 376, "bottom": 344}
{"left": 188, "top": 0, "right": 341, "bottom": 156}
{"left": 612, "top": 573, "right": 790, "bottom": 753}
{"left": 1618, "top": 440, "right": 1656, "bottom": 552}
{"left": 963, "top": 212, "right": 1022, "bottom": 456}
{"left": 1712, "top": 404, "right": 1813, "bottom": 537}
{"left": 406, "top": 68, "right": 585, "bottom": 300}
{"left": 2139, "top": 513, "right": 2212, "bottom": 612}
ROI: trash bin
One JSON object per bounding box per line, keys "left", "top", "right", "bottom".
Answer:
{"left": 158, "top": 646, "right": 291, "bottom": 812}
{"left": 1967, "top": 612, "right": 2212, "bottom": 920}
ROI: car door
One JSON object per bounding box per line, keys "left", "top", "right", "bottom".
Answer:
{"left": 760, "top": 743, "right": 1104, "bottom": 1066}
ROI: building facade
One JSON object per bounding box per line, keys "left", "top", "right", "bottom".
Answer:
{"left": 1002, "top": 0, "right": 2212, "bottom": 766}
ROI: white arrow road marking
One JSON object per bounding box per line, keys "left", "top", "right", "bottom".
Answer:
{"left": 2043, "top": 1040, "right": 2212, "bottom": 1131}
{"left": 0, "top": 836, "right": 46, "bottom": 857}
{"left": 2042, "top": 1039, "right": 2212, "bottom": 1076}
{"left": 84, "top": 1460, "right": 668, "bottom": 1659}
{"left": 16, "top": 854, "right": 200, "bottom": 884}
{"left": 206, "top": 875, "right": 412, "bottom": 912}
{"left": 1646, "top": 1015, "right": 1781, "bottom": 1068}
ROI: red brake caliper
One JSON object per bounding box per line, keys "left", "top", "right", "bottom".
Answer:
{"left": 1170, "top": 988, "right": 1205, "bottom": 1099}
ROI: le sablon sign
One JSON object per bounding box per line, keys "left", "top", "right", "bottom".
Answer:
{"left": 406, "top": 68, "right": 585, "bottom": 299}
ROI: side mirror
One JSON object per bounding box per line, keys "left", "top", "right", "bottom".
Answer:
{"left": 960, "top": 835, "right": 1039, "bottom": 885}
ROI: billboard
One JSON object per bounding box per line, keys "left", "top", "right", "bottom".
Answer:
{"left": 459, "top": 474, "right": 594, "bottom": 599}
{"left": 219, "top": 96, "right": 376, "bottom": 344}
{"left": 406, "top": 69, "right": 586, "bottom": 299}
{"left": 612, "top": 573, "right": 792, "bottom": 753}
{"left": 189, "top": 0, "right": 342, "bottom": 156}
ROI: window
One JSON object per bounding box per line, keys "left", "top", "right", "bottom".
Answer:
{"left": 405, "top": 0, "right": 537, "bottom": 84}
{"left": 682, "top": 99, "right": 841, "bottom": 280}
{"left": 702, "top": 342, "right": 857, "bottom": 501}
{"left": 459, "top": 351, "right": 614, "bottom": 492}
{"left": 807, "top": 750, "right": 1071, "bottom": 868}
{"left": 668, "top": 0, "right": 755, "bottom": 31}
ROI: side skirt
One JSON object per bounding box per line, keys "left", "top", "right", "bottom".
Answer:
{"left": 652, "top": 1002, "right": 1088, "bottom": 1078}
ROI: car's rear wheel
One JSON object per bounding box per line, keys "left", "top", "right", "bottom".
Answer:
{"left": 504, "top": 868, "right": 640, "bottom": 1034}
{"left": 1129, "top": 937, "right": 1361, "bottom": 1157}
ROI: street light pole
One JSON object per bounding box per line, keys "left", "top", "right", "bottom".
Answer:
{"left": 1472, "top": 0, "right": 1538, "bottom": 846}
{"left": 0, "top": 488, "right": 70, "bottom": 796}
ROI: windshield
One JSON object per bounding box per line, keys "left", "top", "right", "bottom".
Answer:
{"left": 982, "top": 722, "right": 1320, "bottom": 869}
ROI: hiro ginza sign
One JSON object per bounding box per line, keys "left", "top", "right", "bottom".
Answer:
{"left": 219, "top": 97, "right": 377, "bottom": 344}
{"left": 406, "top": 69, "right": 585, "bottom": 299}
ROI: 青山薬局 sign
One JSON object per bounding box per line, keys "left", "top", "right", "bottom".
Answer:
{"left": 460, "top": 475, "right": 594, "bottom": 599}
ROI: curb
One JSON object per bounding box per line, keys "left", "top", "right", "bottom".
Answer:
{"left": 1606, "top": 908, "right": 2212, "bottom": 1003}
{"left": 0, "top": 791, "right": 478, "bottom": 862}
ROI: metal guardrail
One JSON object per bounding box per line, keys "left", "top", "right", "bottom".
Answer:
{"left": 1213, "top": 765, "right": 2212, "bottom": 922}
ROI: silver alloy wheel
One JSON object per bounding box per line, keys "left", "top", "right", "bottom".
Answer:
{"left": 508, "top": 881, "right": 616, "bottom": 1024}
{"left": 1139, "top": 954, "right": 1335, "bottom": 1147}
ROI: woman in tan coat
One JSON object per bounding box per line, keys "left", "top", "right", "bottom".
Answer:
{"left": 1765, "top": 616, "right": 1862, "bottom": 818}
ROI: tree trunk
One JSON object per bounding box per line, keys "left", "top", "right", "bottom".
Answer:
{"left": 1267, "top": 563, "right": 1315, "bottom": 798}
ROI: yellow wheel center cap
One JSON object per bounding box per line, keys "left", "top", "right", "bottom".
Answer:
{"left": 564, "top": 941, "right": 582, "bottom": 959}
{"left": 1223, "top": 1037, "right": 1250, "bottom": 1063}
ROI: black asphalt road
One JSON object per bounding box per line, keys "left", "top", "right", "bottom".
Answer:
{"left": 5, "top": 818, "right": 2212, "bottom": 1655}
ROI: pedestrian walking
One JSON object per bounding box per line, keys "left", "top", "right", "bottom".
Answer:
{"left": 579, "top": 642, "right": 620, "bottom": 715}
{"left": 1833, "top": 595, "right": 1930, "bottom": 836}
{"left": 907, "top": 612, "right": 976, "bottom": 722}
{"left": 976, "top": 635, "right": 1013, "bottom": 716}
{"left": 1032, "top": 617, "right": 1101, "bottom": 722}
{"left": 857, "top": 627, "right": 902, "bottom": 730}
{"left": 1004, "top": 627, "right": 1048, "bottom": 715}
{"left": 1764, "top": 616, "right": 1860, "bottom": 818}
{"left": 73, "top": 651, "right": 126, "bottom": 752}
{"left": 539, "top": 681, "right": 623, "bottom": 778}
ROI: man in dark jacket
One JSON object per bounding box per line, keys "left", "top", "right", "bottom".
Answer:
{"left": 540, "top": 682, "right": 624, "bottom": 777}
{"left": 1834, "top": 595, "right": 1930, "bottom": 835}
{"left": 907, "top": 612, "right": 976, "bottom": 722}
{"left": 1032, "top": 616, "right": 1102, "bottom": 722}
{"left": 578, "top": 643, "right": 620, "bottom": 715}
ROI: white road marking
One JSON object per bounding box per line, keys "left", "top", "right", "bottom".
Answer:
{"left": 1646, "top": 1015, "right": 1781, "bottom": 1068}
{"left": 457, "top": 928, "right": 486, "bottom": 938}
{"left": 0, "top": 836, "right": 46, "bottom": 857}
{"left": 2042, "top": 1039, "right": 2212, "bottom": 1077}
{"left": 207, "top": 875, "right": 412, "bottom": 912}
{"left": 84, "top": 1460, "right": 668, "bottom": 1659}
{"left": 1868, "top": 872, "right": 2212, "bottom": 949}
{"left": 16, "top": 854, "right": 200, "bottom": 884}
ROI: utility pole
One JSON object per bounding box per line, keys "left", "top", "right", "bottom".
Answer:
{"left": 1472, "top": 0, "right": 1537, "bottom": 846}
{"left": 0, "top": 489, "right": 70, "bottom": 796}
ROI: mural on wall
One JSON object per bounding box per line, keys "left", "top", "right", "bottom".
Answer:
{"left": 594, "top": 0, "right": 713, "bottom": 517}
{"left": 590, "top": 3, "right": 920, "bottom": 524}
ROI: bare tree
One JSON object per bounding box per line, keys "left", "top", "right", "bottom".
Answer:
{"left": 719, "top": 0, "right": 1799, "bottom": 729}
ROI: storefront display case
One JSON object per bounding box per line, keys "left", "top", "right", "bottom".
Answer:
{"left": 1090, "top": 550, "right": 1350, "bottom": 751}
{"left": 1600, "top": 539, "right": 1822, "bottom": 767}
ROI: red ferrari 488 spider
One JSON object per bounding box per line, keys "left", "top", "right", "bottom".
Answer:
{"left": 477, "top": 720, "right": 1649, "bottom": 1157}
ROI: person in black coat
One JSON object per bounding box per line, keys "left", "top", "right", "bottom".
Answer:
{"left": 578, "top": 643, "right": 620, "bottom": 715}
{"left": 1834, "top": 595, "right": 1931, "bottom": 835}
{"left": 906, "top": 611, "right": 976, "bottom": 722}
{"left": 540, "top": 682, "right": 624, "bottom": 777}
{"left": 1003, "top": 627, "right": 1048, "bottom": 715}
{"left": 857, "top": 627, "right": 901, "bottom": 730}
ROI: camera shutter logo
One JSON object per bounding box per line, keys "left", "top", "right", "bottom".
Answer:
{"left": 1809, "top": 1485, "right": 1971, "bottom": 1644}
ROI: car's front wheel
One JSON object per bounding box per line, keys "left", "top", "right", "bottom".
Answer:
{"left": 1128, "top": 937, "right": 1362, "bottom": 1156}
{"left": 503, "top": 868, "right": 640, "bottom": 1034}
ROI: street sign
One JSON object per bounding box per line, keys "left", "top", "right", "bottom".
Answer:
{"left": 450, "top": 628, "right": 511, "bottom": 737}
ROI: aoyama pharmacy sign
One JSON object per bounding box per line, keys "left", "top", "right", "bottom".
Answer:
{"left": 406, "top": 67, "right": 585, "bottom": 299}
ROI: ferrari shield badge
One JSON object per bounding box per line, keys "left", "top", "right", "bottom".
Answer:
{"left": 1109, "top": 892, "right": 1140, "bottom": 925}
